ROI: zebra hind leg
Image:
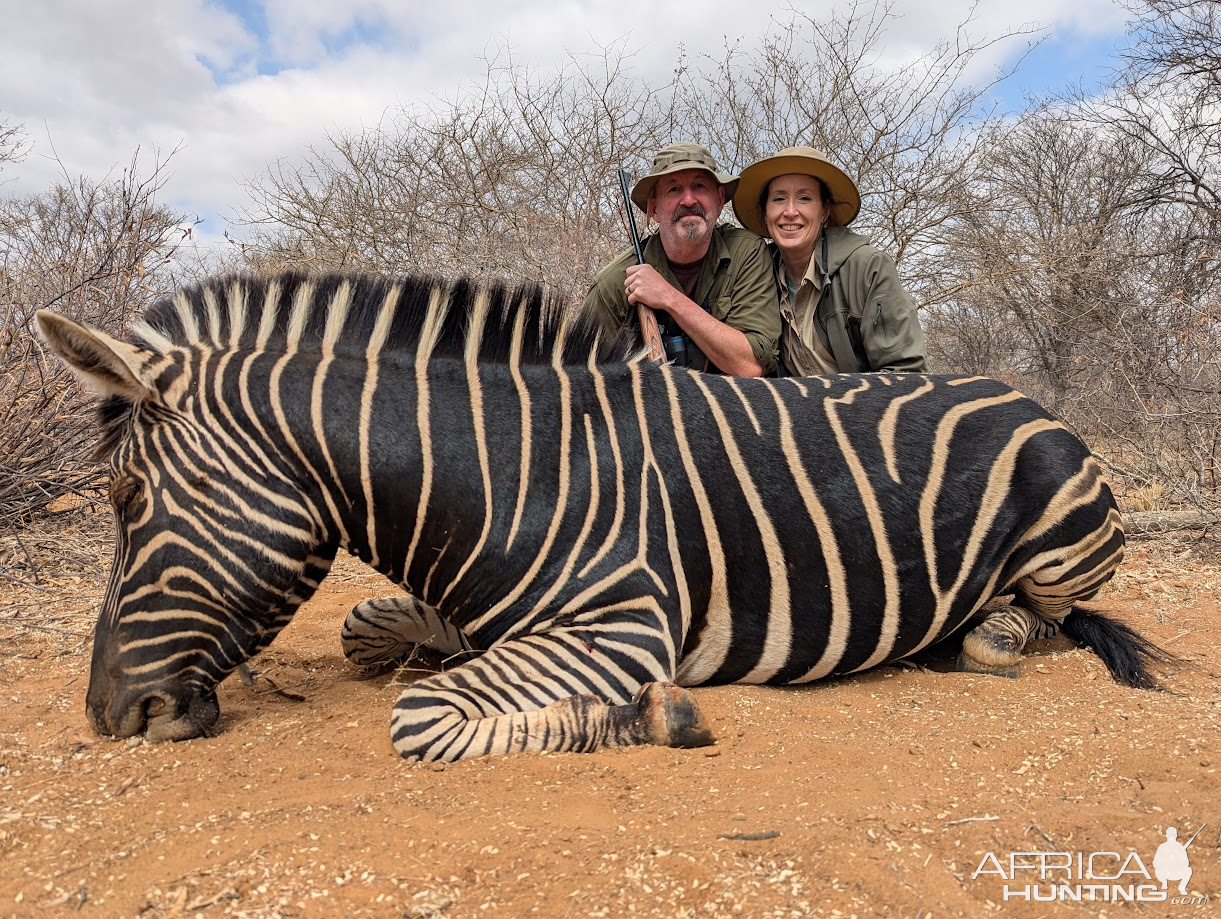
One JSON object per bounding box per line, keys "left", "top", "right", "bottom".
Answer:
{"left": 389, "top": 632, "right": 714, "bottom": 762}
{"left": 957, "top": 604, "right": 1059, "bottom": 679}
{"left": 341, "top": 595, "right": 471, "bottom": 668}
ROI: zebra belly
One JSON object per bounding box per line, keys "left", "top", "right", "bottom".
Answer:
{"left": 676, "top": 593, "right": 969, "bottom": 687}
{"left": 673, "top": 524, "right": 969, "bottom": 687}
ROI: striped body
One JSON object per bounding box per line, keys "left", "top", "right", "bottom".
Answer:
{"left": 36, "top": 272, "right": 1150, "bottom": 762}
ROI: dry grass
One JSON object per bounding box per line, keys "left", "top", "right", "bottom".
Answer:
{"left": 0, "top": 501, "right": 112, "bottom": 657}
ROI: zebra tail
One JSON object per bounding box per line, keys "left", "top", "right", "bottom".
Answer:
{"left": 1060, "top": 608, "right": 1172, "bottom": 690}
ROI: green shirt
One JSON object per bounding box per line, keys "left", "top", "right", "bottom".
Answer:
{"left": 582, "top": 223, "right": 780, "bottom": 374}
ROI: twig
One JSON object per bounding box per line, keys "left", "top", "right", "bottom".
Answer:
{"left": 945, "top": 815, "right": 999, "bottom": 827}
{"left": 717, "top": 830, "right": 781, "bottom": 841}
{"left": 0, "top": 601, "right": 47, "bottom": 616}
{"left": 0, "top": 570, "right": 56, "bottom": 592}
{"left": 0, "top": 620, "right": 90, "bottom": 637}
{"left": 254, "top": 676, "right": 310, "bottom": 701}
{"left": 7, "top": 612, "right": 93, "bottom": 623}
{"left": 1026, "top": 824, "right": 1058, "bottom": 848}
{"left": 185, "top": 888, "right": 240, "bottom": 911}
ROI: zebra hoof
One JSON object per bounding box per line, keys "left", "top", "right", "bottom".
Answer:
{"left": 636, "top": 682, "right": 715, "bottom": 749}
{"left": 956, "top": 651, "right": 1020, "bottom": 679}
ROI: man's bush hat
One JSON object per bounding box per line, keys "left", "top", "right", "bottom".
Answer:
{"left": 631, "top": 141, "right": 739, "bottom": 212}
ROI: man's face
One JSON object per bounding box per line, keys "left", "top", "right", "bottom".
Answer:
{"left": 648, "top": 168, "right": 725, "bottom": 256}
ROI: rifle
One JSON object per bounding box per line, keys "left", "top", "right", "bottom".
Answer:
{"left": 617, "top": 168, "right": 664, "bottom": 362}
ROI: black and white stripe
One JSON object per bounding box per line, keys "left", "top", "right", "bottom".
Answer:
{"left": 37, "top": 271, "right": 1160, "bottom": 761}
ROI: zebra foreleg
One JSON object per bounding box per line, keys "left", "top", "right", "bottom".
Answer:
{"left": 957, "top": 604, "right": 1060, "bottom": 678}
{"left": 341, "top": 596, "right": 471, "bottom": 667}
{"left": 387, "top": 633, "right": 713, "bottom": 761}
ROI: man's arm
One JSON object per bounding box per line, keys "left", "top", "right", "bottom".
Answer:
{"left": 625, "top": 263, "right": 765, "bottom": 376}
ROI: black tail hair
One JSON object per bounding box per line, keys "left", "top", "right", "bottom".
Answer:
{"left": 1061, "top": 608, "right": 1171, "bottom": 690}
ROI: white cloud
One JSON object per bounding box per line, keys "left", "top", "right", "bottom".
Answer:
{"left": 0, "top": 0, "right": 1133, "bottom": 253}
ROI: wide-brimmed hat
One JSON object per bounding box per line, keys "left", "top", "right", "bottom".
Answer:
{"left": 630, "top": 142, "right": 739, "bottom": 213}
{"left": 733, "top": 146, "right": 861, "bottom": 236}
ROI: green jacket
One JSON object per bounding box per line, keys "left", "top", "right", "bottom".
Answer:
{"left": 778, "top": 226, "right": 928, "bottom": 375}
{"left": 583, "top": 224, "right": 780, "bottom": 374}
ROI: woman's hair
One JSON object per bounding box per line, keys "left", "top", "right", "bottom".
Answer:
{"left": 758, "top": 176, "right": 835, "bottom": 232}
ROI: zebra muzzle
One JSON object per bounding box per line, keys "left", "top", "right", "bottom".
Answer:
{"left": 88, "top": 687, "right": 221, "bottom": 743}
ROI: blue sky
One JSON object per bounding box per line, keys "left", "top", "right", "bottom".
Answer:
{"left": 0, "top": 0, "right": 1134, "bottom": 257}
{"left": 993, "top": 24, "right": 1128, "bottom": 104}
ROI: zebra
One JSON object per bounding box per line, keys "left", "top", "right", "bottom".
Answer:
{"left": 36, "top": 271, "right": 1164, "bottom": 762}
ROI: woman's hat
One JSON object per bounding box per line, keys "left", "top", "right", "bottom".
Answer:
{"left": 733, "top": 146, "right": 861, "bottom": 236}
{"left": 631, "top": 142, "right": 739, "bottom": 213}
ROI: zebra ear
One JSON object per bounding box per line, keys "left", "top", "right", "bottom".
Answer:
{"left": 35, "top": 310, "right": 156, "bottom": 402}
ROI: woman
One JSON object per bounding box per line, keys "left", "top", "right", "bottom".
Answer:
{"left": 733, "top": 146, "right": 928, "bottom": 375}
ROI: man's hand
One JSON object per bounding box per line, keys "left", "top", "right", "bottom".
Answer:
{"left": 624, "top": 264, "right": 674, "bottom": 311}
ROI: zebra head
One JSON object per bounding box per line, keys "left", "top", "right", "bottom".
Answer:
{"left": 36, "top": 308, "right": 336, "bottom": 743}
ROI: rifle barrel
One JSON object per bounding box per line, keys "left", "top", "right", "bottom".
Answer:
{"left": 618, "top": 169, "right": 645, "bottom": 264}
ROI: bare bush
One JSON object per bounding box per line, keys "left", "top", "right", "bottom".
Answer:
{"left": 927, "top": 108, "right": 1152, "bottom": 391}
{"left": 239, "top": 38, "right": 671, "bottom": 304}
{"left": 237, "top": 7, "right": 1026, "bottom": 313}
{"left": 924, "top": 0, "right": 1221, "bottom": 516}
{"left": 1, "top": 153, "right": 190, "bottom": 529}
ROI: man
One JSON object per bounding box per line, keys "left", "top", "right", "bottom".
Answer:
{"left": 583, "top": 142, "right": 779, "bottom": 376}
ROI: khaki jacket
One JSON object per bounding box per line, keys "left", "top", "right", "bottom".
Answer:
{"left": 583, "top": 224, "right": 780, "bottom": 374}
{"left": 778, "top": 226, "right": 928, "bottom": 375}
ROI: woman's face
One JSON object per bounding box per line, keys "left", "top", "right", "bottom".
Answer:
{"left": 764, "top": 174, "right": 829, "bottom": 263}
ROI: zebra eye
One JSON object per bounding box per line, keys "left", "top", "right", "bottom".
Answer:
{"left": 110, "top": 476, "right": 142, "bottom": 512}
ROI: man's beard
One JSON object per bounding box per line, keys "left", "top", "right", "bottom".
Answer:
{"left": 672, "top": 204, "right": 709, "bottom": 240}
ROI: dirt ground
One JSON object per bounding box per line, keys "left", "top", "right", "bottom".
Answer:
{"left": 1, "top": 510, "right": 1218, "bottom": 918}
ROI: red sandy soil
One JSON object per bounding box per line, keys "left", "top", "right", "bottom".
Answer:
{"left": 1, "top": 513, "right": 1217, "bottom": 918}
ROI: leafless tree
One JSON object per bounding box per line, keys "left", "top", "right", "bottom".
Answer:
{"left": 924, "top": 0, "right": 1221, "bottom": 515}
{"left": 237, "top": 7, "right": 1031, "bottom": 312}
{"left": 1122, "top": 0, "right": 1221, "bottom": 100}
{"left": 929, "top": 108, "right": 1152, "bottom": 391}
{"left": 1, "top": 151, "right": 191, "bottom": 528}
{"left": 669, "top": 0, "right": 1040, "bottom": 308}
{"left": 1065, "top": 0, "right": 1219, "bottom": 513}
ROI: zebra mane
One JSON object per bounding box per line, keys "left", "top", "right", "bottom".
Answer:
{"left": 130, "top": 271, "right": 633, "bottom": 368}
{"left": 90, "top": 271, "right": 636, "bottom": 460}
